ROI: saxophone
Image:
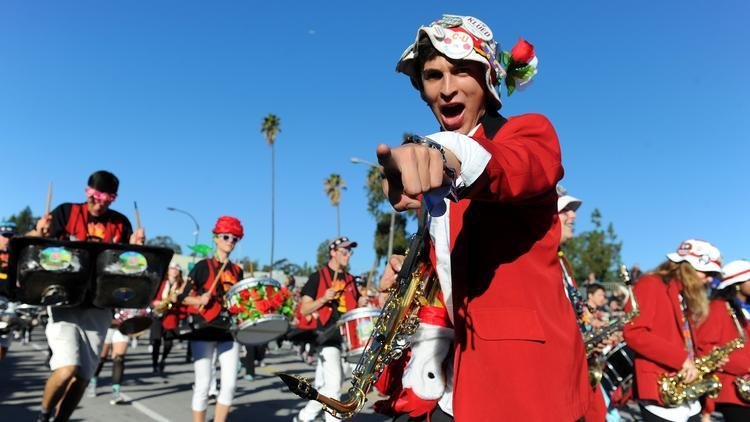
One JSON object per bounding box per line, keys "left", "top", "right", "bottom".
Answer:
{"left": 585, "top": 264, "right": 639, "bottom": 386}
{"left": 584, "top": 264, "right": 640, "bottom": 358}
{"left": 658, "top": 302, "right": 746, "bottom": 407}
{"left": 278, "top": 213, "right": 436, "bottom": 419}
{"left": 736, "top": 375, "right": 750, "bottom": 402}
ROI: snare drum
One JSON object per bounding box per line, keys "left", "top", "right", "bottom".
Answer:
{"left": 225, "top": 278, "right": 290, "bottom": 345}
{"left": 338, "top": 307, "right": 380, "bottom": 363}
{"left": 600, "top": 343, "right": 635, "bottom": 395}
{"left": 114, "top": 308, "right": 152, "bottom": 335}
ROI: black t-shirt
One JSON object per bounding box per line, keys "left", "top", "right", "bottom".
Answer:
{"left": 179, "top": 258, "right": 244, "bottom": 342}
{"left": 50, "top": 202, "right": 134, "bottom": 243}
{"left": 301, "top": 266, "right": 360, "bottom": 347}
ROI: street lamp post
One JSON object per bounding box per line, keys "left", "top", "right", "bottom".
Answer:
{"left": 166, "top": 206, "right": 200, "bottom": 262}
{"left": 350, "top": 157, "right": 396, "bottom": 258}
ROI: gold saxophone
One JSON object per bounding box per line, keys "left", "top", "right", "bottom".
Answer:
{"left": 153, "top": 281, "right": 180, "bottom": 316}
{"left": 658, "top": 302, "right": 746, "bottom": 407}
{"left": 278, "top": 216, "right": 437, "bottom": 419}
{"left": 585, "top": 264, "right": 640, "bottom": 385}
{"left": 736, "top": 375, "right": 750, "bottom": 402}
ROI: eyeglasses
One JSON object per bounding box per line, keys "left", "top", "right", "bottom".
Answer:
{"left": 337, "top": 248, "right": 353, "bottom": 256}
{"left": 218, "top": 234, "right": 240, "bottom": 243}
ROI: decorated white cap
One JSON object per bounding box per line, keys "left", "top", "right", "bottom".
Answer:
{"left": 717, "top": 260, "right": 750, "bottom": 290}
{"left": 666, "top": 239, "right": 722, "bottom": 273}
{"left": 396, "top": 14, "right": 538, "bottom": 110}
{"left": 556, "top": 184, "right": 582, "bottom": 212}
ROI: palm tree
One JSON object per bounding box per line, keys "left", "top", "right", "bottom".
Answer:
{"left": 261, "top": 113, "right": 281, "bottom": 277}
{"left": 323, "top": 173, "right": 346, "bottom": 236}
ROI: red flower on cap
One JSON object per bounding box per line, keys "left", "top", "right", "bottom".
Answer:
{"left": 510, "top": 37, "right": 535, "bottom": 64}
{"left": 212, "top": 216, "right": 244, "bottom": 238}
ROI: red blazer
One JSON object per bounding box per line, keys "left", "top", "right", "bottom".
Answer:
{"left": 152, "top": 279, "right": 185, "bottom": 330}
{"left": 694, "top": 299, "right": 750, "bottom": 406}
{"left": 446, "top": 114, "right": 589, "bottom": 421}
{"left": 622, "top": 275, "right": 691, "bottom": 404}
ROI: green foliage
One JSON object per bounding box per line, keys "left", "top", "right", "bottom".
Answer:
{"left": 373, "top": 212, "right": 408, "bottom": 261}
{"left": 316, "top": 239, "right": 331, "bottom": 268}
{"left": 146, "top": 235, "right": 182, "bottom": 254}
{"left": 5, "top": 206, "right": 36, "bottom": 234}
{"left": 261, "top": 114, "right": 281, "bottom": 146}
{"left": 561, "top": 208, "right": 623, "bottom": 284}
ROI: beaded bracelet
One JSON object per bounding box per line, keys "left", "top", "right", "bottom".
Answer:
{"left": 402, "top": 135, "right": 457, "bottom": 180}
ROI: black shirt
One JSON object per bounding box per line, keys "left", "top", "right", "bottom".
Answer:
{"left": 179, "top": 258, "right": 243, "bottom": 342}
{"left": 50, "top": 202, "right": 133, "bottom": 243}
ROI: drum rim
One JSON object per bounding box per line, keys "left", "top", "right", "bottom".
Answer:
{"left": 225, "top": 277, "right": 282, "bottom": 297}
{"left": 234, "top": 313, "right": 288, "bottom": 330}
{"left": 339, "top": 307, "right": 381, "bottom": 322}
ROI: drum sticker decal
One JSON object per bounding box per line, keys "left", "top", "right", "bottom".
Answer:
{"left": 112, "top": 287, "right": 137, "bottom": 302}
{"left": 356, "top": 319, "right": 374, "bottom": 342}
{"left": 118, "top": 251, "right": 148, "bottom": 274}
{"left": 39, "top": 247, "right": 73, "bottom": 271}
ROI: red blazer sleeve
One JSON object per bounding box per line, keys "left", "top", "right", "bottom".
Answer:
{"left": 698, "top": 301, "right": 750, "bottom": 376}
{"left": 469, "top": 114, "right": 563, "bottom": 202}
{"left": 623, "top": 277, "right": 687, "bottom": 370}
{"left": 152, "top": 279, "right": 168, "bottom": 307}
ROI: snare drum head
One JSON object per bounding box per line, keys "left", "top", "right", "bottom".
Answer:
{"left": 118, "top": 316, "right": 152, "bottom": 335}
{"left": 338, "top": 307, "right": 381, "bottom": 325}
{"left": 233, "top": 314, "right": 289, "bottom": 345}
{"left": 93, "top": 244, "right": 173, "bottom": 308}
{"left": 8, "top": 237, "right": 91, "bottom": 307}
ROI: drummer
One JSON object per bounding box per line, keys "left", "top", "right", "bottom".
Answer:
{"left": 28, "top": 170, "right": 145, "bottom": 422}
{"left": 87, "top": 311, "right": 134, "bottom": 404}
{"left": 0, "top": 221, "right": 17, "bottom": 360}
{"left": 177, "top": 216, "right": 244, "bottom": 422}
{"left": 294, "top": 236, "right": 369, "bottom": 422}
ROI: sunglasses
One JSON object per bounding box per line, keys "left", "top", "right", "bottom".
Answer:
{"left": 218, "top": 234, "right": 240, "bottom": 243}
{"left": 337, "top": 248, "right": 353, "bottom": 256}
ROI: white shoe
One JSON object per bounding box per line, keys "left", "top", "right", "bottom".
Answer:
{"left": 86, "top": 378, "right": 97, "bottom": 397}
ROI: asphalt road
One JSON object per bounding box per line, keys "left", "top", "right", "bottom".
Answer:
{"left": 0, "top": 332, "right": 388, "bottom": 421}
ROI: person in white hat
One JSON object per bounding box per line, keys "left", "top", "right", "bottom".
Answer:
{"left": 693, "top": 260, "right": 750, "bottom": 422}
{"left": 623, "top": 239, "right": 722, "bottom": 421}
{"left": 376, "top": 13, "right": 589, "bottom": 421}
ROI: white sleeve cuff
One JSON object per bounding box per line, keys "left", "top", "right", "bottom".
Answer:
{"left": 425, "top": 131, "right": 491, "bottom": 188}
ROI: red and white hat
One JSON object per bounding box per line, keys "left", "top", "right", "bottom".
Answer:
{"left": 666, "top": 239, "right": 722, "bottom": 273}
{"left": 717, "top": 260, "right": 750, "bottom": 290}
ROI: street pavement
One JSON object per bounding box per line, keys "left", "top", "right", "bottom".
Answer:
{"left": 0, "top": 332, "right": 388, "bottom": 421}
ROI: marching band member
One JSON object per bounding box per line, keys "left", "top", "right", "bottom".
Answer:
{"left": 29, "top": 170, "right": 144, "bottom": 422}
{"left": 294, "top": 236, "right": 368, "bottom": 422}
{"left": 623, "top": 239, "right": 721, "bottom": 422}
{"left": 178, "top": 216, "right": 244, "bottom": 422}
{"left": 0, "top": 221, "right": 17, "bottom": 360}
{"left": 150, "top": 261, "right": 186, "bottom": 375}
{"left": 378, "top": 14, "right": 590, "bottom": 420}
{"left": 694, "top": 260, "right": 750, "bottom": 422}
{"left": 87, "top": 313, "right": 133, "bottom": 404}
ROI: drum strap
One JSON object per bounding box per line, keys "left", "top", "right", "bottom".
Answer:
{"left": 316, "top": 267, "right": 357, "bottom": 326}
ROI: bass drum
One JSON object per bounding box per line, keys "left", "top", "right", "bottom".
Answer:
{"left": 600, "top": 343, "right": 635, "bottom": 396}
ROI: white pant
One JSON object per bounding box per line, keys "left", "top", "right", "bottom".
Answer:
{"left": 298, "top": 346, "right": 343, "bottom": 422}
{"left": 191, "top": 340, "right": 239, "bottom": 411}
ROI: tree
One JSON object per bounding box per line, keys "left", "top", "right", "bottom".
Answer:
{"left": 561, "top": 208, "right": 623, "bottom": 284}
{"left": 323, "top": 173, "right": 346, "bottom": 236}
{"left": 316, "top": 239, "right": 330, "bottom": 268}
{"left": 261, "top": 113, "right": 281, "bottom": 276}
{"left": 5, "top": 206, "right": 36, "bottom": 234}
{"left": 146, "top": 235, "right": 182, "bottom": 254}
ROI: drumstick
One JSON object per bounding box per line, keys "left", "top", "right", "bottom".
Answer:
{"left": 133, "top": 201, "right": 141, "bottom": 229}
{"left": 45, "top": 182, "right": 53, "bottom": 214}
{"left": 198, "top": 260, "right": 229, "bottom": 311}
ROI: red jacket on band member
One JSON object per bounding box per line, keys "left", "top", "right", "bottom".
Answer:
{"left": 695, "top": 299, "right": 750, "bottom": 406}
{"left": 444, "top": 113, "right": 589, "bottom": 421}
{"left": 622, "top": 275, "right": 692, "bottom": 404}
{"left": 152, "top": 279, "right": 184, "bottom": 330}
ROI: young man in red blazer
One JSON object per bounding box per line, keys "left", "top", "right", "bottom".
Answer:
{"left": 378, "top": 14, "right": 589, "bottom": 421}
{"left": 623, "top": 239, "right": 721, "bottom": 422}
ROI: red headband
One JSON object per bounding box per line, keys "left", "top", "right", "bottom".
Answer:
{"left": 213, "top": 216, "right": 244, "bottom": 238}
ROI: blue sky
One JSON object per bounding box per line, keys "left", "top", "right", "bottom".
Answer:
{"left": 1, "top": 1, "right": 748, "bottom": 276}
